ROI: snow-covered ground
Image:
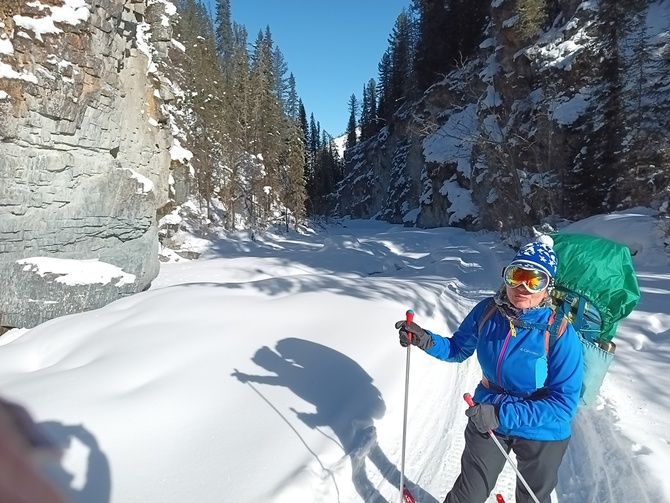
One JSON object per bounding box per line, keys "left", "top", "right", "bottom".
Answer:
{"left": 0, "top": 209, "right": 669, "bottom": 503}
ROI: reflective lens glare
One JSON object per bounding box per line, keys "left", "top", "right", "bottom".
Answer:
{"left": 503, "top": 265, "right": 550, "bottom": 293}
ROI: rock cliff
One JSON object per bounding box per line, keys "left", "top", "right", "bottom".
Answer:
{"left": 0, "top": 0, "right": 176, "bottom": 328}
{"left": 336, "top": 1, "right": 670, "bottom": 231}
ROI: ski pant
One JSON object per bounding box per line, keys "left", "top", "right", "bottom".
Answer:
{"left": 443, "top": 419, "right": 570, "bottom": 503}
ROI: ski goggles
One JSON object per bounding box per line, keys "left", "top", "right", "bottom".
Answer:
{"left": 503, "top": 265, "right": 550, "bottom": 293}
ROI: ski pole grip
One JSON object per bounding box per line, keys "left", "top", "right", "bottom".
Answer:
{"left": 496, "top": 494, "right": 506, "bottom": 503}
{"left": 405, "top": 310, "right": 414, "bottom": 342}
{"left": 463, "top": 393, "right": 476, "bottom": 408}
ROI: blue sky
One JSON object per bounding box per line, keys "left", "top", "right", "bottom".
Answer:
{"left": 208, "top": 0, "right": 412, "bottom": 137}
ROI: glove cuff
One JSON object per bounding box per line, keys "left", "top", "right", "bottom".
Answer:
{"left": 417, "top": 332, "right": 434, "bottom": 351}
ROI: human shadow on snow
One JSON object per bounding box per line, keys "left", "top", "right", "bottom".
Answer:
{"left": 232, "top": 337, "right": 438, "bottom": 503}
{"left": 39, "top": 421, "right": 111, "bottom": 503}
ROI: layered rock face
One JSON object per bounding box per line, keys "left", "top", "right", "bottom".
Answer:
{"left": 0, "top": 0, "right": 175, "bottom": 328}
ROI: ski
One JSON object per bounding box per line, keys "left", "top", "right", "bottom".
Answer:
{"left": 402, "top": 484, "right": 416, "bottom": 503}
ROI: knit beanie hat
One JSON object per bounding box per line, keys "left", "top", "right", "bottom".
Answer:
{"left": 509, "top": 235, "right": 557, "bottom": 278}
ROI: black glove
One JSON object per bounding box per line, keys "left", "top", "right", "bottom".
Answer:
{"left": 465, "top": 403, "right": 500, "bottom": 433}
{"left": 394, "top": 320, "right": 434, "bottom": 350}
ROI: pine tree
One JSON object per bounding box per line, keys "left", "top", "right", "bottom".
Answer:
{"left": 280, "top": 117, "right": 307, "bottom": 229}
{"left": 174, "top": 0, "right": 318, "bottom": 226}
{"left": 388, "top": 10, "right": 413, "bottom": 114}
{"left": 515, "top": 0, "right": 547, "bottom": 40}
{"left": 377, "top": 50, "right": 391, "bottom": 122}
{"left": 248, "top": 27, "right": 285, "bottom": 222}
{"left": 299, "top": 101, "right": 308, "bottom": 145}
{"left": 309, "top": 114, "right": 321, "bottom": 153}
{"left": 311, "top": 132, "right": 343, "bottom": 215}
{"left": 272, "top": 45, "right": 290, "bottom": 114}
{"left": 411, "top": 0, "right": 487, "bottom": 93}
{"left": 300, "top": 102, "right": 316, "bottom": 215}
{"left": 610, "top": 0, "right": 668, "bottom": 210}
{"left": 174, "top": 0, "right": 225, "bottom": 218}
{"left": 445, "top": 0, "right": 488, "bottom": 67}
{"left": 214, "top": 0, "right": 233, "bottom": 72}
{"left": 572, "top": 0, "right": 630, "bottom": 216}
{"left": 285, "top": 73, "right": 299, "bottom": 119}
{"left": 412, "top": 0, "right": 450, "bottom": 92}
{"left": 360, "top": 84, "right": 370, "bottom": 141}
{"left": 345, "top": 94, "right": 358, "bottom": 150}
{"left": 360, "top": 80, "right": 379, "bottom": 140}
{"left": 221, "top": 22, "right": 252, "bottom": 229}
{"left": 305, "top": 113, "right": 321, "bottom": 214}
{"left": 368, "top": 79, "right": 379, "bottom": 135}
{"left": 228, "top": 23, "right": 251, "bottom": 146}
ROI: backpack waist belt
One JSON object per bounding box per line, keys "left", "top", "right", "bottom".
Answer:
{"left": 481, "top": 375, "right": 548, "bottom": 400}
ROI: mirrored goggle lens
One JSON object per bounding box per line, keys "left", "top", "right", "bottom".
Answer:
{"left": 503, "top": 266, "right": 549, "bottom": 292}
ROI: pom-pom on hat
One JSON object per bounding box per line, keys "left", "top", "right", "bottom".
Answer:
{"left": 509, "top": 235, "right": 557, "bottom": 278}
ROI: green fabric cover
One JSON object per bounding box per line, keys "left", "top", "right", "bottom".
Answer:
{"left": 551, "top": 233, "right": 641, "bottom": 341}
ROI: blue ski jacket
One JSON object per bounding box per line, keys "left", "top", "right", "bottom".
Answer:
{"left": 425, "top": 297, "right": 583, "bottom": 441}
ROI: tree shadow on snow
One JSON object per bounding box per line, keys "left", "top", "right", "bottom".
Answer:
{"left": 232, "top": 337, "right": 438, "bottom": 503}
{"left": 39, "top": 421, "right": 111, "bottom": 503}
{"left": 181, "top": 227, "right": 511, "bottom": 325}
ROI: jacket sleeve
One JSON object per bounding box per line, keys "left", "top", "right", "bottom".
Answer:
{"left": 497, "top": 323, "right": 583, "bottom": 429}
{"left": 423, "top": 299, "right": 492, "bottom": 363}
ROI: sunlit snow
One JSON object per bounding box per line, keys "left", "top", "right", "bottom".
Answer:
{"left": 1, "top": 211, "right": 668, "bottom": 503}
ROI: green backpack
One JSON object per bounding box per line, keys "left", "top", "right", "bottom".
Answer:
{"left": 549, "top": 233, "right": 640, "bottom": 407}
{"left": 478, "top": 233, "right": 640, "bottom": 407}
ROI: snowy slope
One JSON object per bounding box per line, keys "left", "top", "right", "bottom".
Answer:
{"left": 0, "top": 210, "right": 668, "bottom": 502}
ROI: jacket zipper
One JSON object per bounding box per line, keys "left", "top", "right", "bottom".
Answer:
{"left": 496, "top": 329, "right": 513, "bottom": 390}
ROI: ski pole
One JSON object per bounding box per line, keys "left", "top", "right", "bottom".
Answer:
{"left": 463, "top": 394, "right": 541, "bottom": 503}
{"left": 496, "top": 494, "right": 506, "bottom": 503}
{"left": 399, "top": 309, "right": 416, "bottom": 503}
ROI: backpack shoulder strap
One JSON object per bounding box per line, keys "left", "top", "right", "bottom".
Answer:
{"left": 544, "top": 310, "right": 569, "bottom": 356}
{"left": 477, "top": 301, "right": 498, "bottom": 334}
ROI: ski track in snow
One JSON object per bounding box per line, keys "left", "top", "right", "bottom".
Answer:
{"left": 558, "top": 401, "right": 663, "bottom": 503}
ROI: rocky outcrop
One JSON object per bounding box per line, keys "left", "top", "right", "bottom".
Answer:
{"left": 0, "top": 0, "right": 177, "bottom": 328}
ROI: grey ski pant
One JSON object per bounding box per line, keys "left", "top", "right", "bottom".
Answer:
{"left": 443, "top": 419, "right": 570, "bottom": 503}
